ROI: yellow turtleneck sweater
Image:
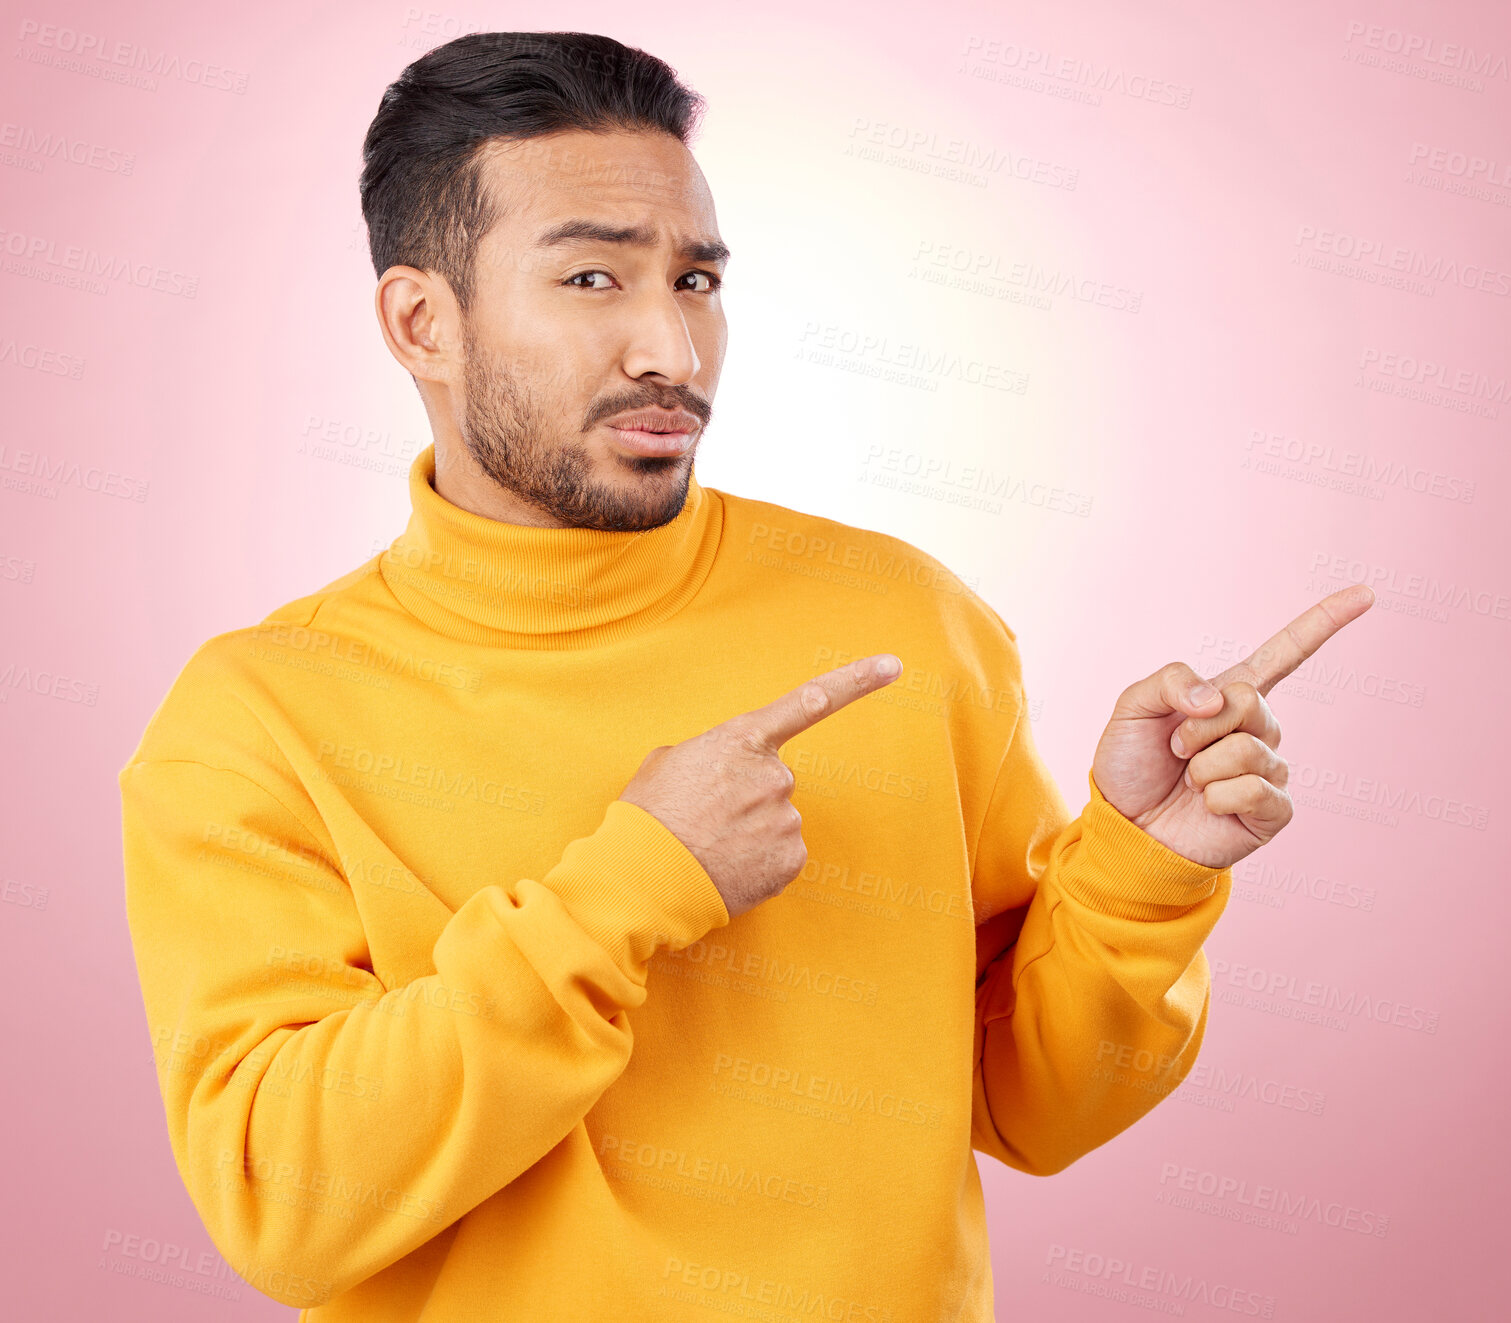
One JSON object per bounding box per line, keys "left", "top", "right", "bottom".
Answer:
{"left": 119, "top": 445, "right": 1231, "bottom": 1321}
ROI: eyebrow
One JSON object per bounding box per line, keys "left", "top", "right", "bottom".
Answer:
{"left": 532, "top": 218, "right": 731, "bottom": 264}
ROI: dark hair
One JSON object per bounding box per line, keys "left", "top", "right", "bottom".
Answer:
{"left": 359, "top": 31, "right": 705, "bottom": 313}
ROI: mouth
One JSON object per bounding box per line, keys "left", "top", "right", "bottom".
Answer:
{"left": 601, "top": 408, "right": 701, "bottom": 458}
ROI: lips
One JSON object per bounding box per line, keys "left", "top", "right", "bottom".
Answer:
{"left": 602, "top": 411, "right": 698, "bottom": 459}
{"left": 602, "top": 408, "right": 700, "bottom": 435}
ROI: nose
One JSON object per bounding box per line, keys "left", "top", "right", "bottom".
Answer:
{"left": 621, "top": 287, "right": 701, "bottom": 385}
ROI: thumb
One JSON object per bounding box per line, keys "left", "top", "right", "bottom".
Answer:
{"left": 1114, "top": 661, "right": 1224, "bottom": 721}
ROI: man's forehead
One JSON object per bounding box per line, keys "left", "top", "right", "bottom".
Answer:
{"left": 482, "top": 131, "right": 709, "bottom": 216}
{"left": 527, "top": 214, "right": 729, "bottom": 265}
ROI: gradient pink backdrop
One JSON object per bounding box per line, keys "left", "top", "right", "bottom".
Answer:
{"left": 3, "top": 0, "right": 1506, "bottom": 1318}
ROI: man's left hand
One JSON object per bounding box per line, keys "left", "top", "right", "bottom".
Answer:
{"left": 1089, "top": 586, "right": 1376, "bottom": 869}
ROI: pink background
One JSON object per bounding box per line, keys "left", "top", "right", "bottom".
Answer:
{"left": 3, "top": 0, "right": 1506, "bottom": 1317}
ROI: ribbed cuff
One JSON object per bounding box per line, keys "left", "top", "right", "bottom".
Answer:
{"left": 541, "top": 799, "right": 730, "bottom": 980}
{"left": 1056, "top": 769, "right": 1229, "bottom": 920}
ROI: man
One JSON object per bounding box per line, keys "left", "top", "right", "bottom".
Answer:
{"left": 119, "top": 30, "right": 1373, "bottom": 1322}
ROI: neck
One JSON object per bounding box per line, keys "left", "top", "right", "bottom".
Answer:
{"left": 378, "top": 443, "right": 724, "bottom": 650}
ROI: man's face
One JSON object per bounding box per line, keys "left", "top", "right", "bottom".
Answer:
{"left": 446, "top": 127, "right": 729, "bottom": 532}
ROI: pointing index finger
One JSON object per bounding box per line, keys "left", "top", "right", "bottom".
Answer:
{"left": 738, "top": 654, "right": 902, "bottom": 753}
{"left": 1215, "top": 586, "right": 1375, "bottom": 697}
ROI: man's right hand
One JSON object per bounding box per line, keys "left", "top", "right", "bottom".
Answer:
{"left": 617, "top": 654, "right": 903, "bottom": 919}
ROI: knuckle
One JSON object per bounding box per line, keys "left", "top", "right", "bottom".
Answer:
{"left": 1231, "top": 682, "right": 1260, "bottom": 713}
{"left": 727, "top": 720, "right": 764, "bottom": 754}
{"left": 801, "top": 681, "right": 831, "bottom": 716}
{"left": 1267, "top": 785, "right": 1293, "bottom": 823}
{"left": 1264, "top": 704, "right": 1283, "bottom": 747}
{"left": 1177, "top": 717, "right": 1209, "bottom": 751}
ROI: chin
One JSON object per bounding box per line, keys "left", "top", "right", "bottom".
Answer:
{"left": 608, "top": 451, "right": 692, "bottom": 477}
{"left": 571, "top": 458, "right": 686, "bottom": 528}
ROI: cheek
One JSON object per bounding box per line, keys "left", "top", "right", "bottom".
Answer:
{"left": 694, "top": 317, "right": 728, "bottom": 381}
{"left": 529, "top": 311, "right": 621, "bottom": 378}
{"left": 485, "top": 306, "right": 586, "bottom": 385}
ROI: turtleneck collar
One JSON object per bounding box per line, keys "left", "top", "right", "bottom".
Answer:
{"left": 379, "top": 443, "right": 724, "bottom": 650}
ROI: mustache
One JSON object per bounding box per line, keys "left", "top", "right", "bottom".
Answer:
{"left": 584, "top": 388, "right": 711, "bottom": 432}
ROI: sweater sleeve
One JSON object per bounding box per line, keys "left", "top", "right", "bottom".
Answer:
{"left": 968, "top": 691, "right": 1232, "bottom": 1177}
{"left": 119, "top": 758, "right": 729, "bottom": 1309}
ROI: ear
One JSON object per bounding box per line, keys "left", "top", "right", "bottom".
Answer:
{"left": 375, "top": 266, "right": 460, "bottom": 385}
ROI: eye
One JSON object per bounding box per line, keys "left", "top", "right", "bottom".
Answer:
{"left": 677, "top": 270, "right": 723, "bottom": 293}
{"left": 563, "top": 270, "right": 616, "bottom": 290}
